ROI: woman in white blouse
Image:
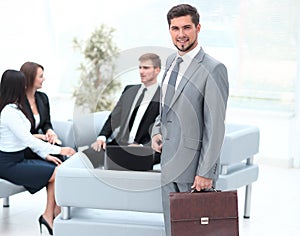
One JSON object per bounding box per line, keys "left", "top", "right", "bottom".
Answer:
{"left": 0, "top": 70, "right": 76, "bottom": 235}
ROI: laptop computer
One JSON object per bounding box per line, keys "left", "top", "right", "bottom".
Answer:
{"left": 104, "top": 145, "right": 155, "bottom": 171}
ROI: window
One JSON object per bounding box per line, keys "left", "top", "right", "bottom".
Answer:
{"left": 197, "top": 0, "right": 299, "bottom": 113}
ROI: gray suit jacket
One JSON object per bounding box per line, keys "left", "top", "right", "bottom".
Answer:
{"left": 152, "top": 48, "right": 229, "bottom": 184}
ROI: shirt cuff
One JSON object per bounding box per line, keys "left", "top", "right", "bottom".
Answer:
{"left": 96, "top": 136, "right": 106, "bottom": 142}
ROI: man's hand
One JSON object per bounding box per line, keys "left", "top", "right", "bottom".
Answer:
{"left": 191, "top": 176, "right": 213, "bottom": 191}
{"left": 151, "top": 134, "right": 162, "bottom": 153}
{"left": 91, "top": 140, "right": 106, "bottom": 152}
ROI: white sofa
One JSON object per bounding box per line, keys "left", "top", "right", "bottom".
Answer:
{"left": 1, "top": 110, "right": 260, "bottom": 235}
{"left": 216, "top": 123, "right": 260, "bottom": 218}
{"left": 0, "top": 112, "right": 109, "bottom": 208}
{"left": 53, "top": 112, "right": 259, "bottom": 236}
{"left": 54, "top": 153, "right": 165, "bottom": 236}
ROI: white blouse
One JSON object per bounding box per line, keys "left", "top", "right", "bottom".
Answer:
{"left": 0, "top": 104, "right": 61, "bottom": 159}
{"left": 33, "top": 113, "right": 40, "bottom": 129}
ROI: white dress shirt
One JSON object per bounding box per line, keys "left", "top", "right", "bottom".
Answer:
{"left": 128, "top": 83, "right": 158, "bottom": 143}
{"left": 0, "top": 104, "right": 61, "bottom": 159}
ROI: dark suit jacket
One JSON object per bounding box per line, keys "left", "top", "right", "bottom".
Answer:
{"left": 100, "top": 84, "right": 160, "bottom": 146}
{"left": 24, "top": 91, "right": 65, "bottom": 161}
{"left": 24, "top": 91, "right": 53, "bottom": 134}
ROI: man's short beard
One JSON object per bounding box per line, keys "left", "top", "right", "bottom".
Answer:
{"left": 175, "top": 38, "right": 197, "bottom": 52}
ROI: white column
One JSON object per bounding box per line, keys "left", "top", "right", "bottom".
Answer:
{"left": 291, "top": 8, "right": 300, "bottom": 168}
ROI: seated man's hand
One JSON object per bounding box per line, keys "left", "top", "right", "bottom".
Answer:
{"left": 91, "top": 140, "right": 106, "bottom": 152}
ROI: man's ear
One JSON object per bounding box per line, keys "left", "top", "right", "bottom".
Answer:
{"left": 197, "top": 23, "right": 201, "bottom": 33}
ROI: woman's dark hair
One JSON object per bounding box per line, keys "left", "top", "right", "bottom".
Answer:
{"left": 0, "top": 70, "right": 31, "bottom": 122}
{"left": 20, "top": 61, "right": 44, "bottom": 91}
{"left": 167, "top": 4, "right": 200, "bottom": 27}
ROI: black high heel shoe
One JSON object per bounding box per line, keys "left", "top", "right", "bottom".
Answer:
{"left": 38, "top": 215, "right": 53, "bottom": 235}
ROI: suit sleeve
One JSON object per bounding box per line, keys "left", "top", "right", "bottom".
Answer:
{"left": 196, "top": 63, "right": 229, "bottom": 179}
{"left": 151, "top": 114, "right": 161, "bottom": 137}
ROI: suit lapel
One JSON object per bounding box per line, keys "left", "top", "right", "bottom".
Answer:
{"left": 135, "top": 87, "right": 160, "bottom": 143}
{"left": 120, "top": 84, "right": 141, "bottom": 140}
{"left": 25, "top": 97, "right": 35, "bottom": 132}
{"left": 161, "top": 54, "right": 176, "bottom": 85}
{"left": 140, "top": 87, "right": 160, "bottom": 122}
{"left": 161, "top": 54, "right": 176, "bottom": 114}
{"left": 36, "top": 94, "right": 45, "bottom": 128}
{"left": 123, "top": 85, "right": 141, "bottom": 118}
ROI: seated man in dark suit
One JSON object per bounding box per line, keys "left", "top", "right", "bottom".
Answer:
{"left": 89, "top": 53, "right": 161, "bottom": 167}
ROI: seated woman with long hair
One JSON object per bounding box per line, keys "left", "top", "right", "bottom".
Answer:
{"left": 0, "top": 70, "right": 76, "bottom": 235}
{"left": 20, "top": 62, "right": 64, "bottom": 161}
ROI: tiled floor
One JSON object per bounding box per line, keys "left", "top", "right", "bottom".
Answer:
{"left": 0, "top": 164, "right": 300, "bottom": 236}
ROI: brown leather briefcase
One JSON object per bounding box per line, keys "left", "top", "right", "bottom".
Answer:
{"left": 170, "top": 190, "right": 239, "bottom": 236}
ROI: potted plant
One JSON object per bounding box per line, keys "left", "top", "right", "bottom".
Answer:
{"left": 73, "top": 24, "right": 121, "bottom": 112}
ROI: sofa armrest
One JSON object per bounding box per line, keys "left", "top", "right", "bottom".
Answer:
{"left": 72, "top": 111, "right": 110, "bottom": 149}
{"left": 221, "top": 124, "right": 260, "bottom": 165}
{"left": 52, "top": 120, "right": 75, "bottom": 149}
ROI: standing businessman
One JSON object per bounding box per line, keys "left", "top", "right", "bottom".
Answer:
{"left": 151, "top": 4, "right": 229, "bottom": 235}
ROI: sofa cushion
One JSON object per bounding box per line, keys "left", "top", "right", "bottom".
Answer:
{"left": 55, "top": 152, "right": 163, "bottom": 213}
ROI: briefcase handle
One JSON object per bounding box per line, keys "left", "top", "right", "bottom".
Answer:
{"left": 191, "top": 187, "right": 220, "bottom": 193}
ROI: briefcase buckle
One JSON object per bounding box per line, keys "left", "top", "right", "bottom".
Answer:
{"left": 200, "top": 217, "right": 209, "bottom": 225}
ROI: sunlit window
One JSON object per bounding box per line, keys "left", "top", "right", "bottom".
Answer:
{"left": 0, "top": 0, "right": 299, "bottom": 113}
{"left": 197, "top": 0, "right": 299, "bottom": 113}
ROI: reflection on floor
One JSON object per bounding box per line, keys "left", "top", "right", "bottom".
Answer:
{"left": 0, "top": 164, "right": 300, "bottom": 236}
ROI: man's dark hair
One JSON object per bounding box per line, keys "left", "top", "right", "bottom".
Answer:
{"left": 167, "top": 4, "right": 200, "bottom": 27}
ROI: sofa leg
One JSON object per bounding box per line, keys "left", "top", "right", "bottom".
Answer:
{"left": 244, "top": 184, "right": 252, "bottom": 218}
{"left": 3, "top": 197, "right": 9, "bottom": 207}
{"left": 61, "top": 206, "right": 71, "bottom": 220}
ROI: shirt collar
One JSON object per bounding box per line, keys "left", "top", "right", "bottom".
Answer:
{"left": 142, "top": 82, "right": 158, "bottom": 92}
{"left": 177, "top": 44, "right": 201, "bottom": 63}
